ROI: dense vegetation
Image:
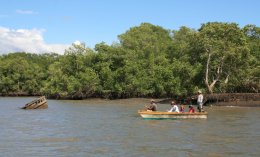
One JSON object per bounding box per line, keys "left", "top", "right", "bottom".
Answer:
{"left": 0, "top": 22, "right": 259, "bottom": 99}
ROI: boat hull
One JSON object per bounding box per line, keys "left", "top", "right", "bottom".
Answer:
{"left": 21, "top": 96, "right": 48, "bottom": 109}
{"left": 138, "top": 110, "right": 207, "bottom": 119}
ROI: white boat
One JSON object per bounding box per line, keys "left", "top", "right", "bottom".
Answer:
{"left": 138, "top": 110, "right": 208, "bottom": 119}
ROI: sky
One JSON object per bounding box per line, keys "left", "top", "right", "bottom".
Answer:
{"left": 0, "top": 0, "right": 259, "bottom": 54}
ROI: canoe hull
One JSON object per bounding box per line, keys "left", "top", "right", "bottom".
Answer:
{"left": 138, "top": 110, "right": 207, "bottom": 119}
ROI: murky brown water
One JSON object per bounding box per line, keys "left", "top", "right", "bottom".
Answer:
{"left": 0, "top": 97, "right": 259, "bottom": 157}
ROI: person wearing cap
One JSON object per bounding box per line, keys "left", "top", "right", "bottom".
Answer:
{"left": 146, "top": 99, "right": 157, "bottom": 111}
{"left": 197, "top": 90, "right": 204, "bottom": 112}
{"left": 167, "top": 101, "right": 180, "bottom": 112}
{"left": 188, "top": 105, "right": 195, "bottom": 113}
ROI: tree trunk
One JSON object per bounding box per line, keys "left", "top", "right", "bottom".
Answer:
{"left": 207, "top": 80, "right": 217, "bottom": 94}
{"left": 204, "top": 51, "right": 214, "bottom": 93}
{"left": 204, "top": 49, "right": 223, "bottom": 94}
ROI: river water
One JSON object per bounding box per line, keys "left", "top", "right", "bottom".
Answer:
{"left": 0, "top": 97, "right": 259, "bottom": 157}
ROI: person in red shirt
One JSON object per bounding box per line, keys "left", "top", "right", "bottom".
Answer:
{"left": 188, "top": 105, "right": 195, "bottom": 113}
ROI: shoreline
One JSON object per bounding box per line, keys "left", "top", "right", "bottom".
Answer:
{"left": 1, "top": 94, "right": 259, "bottom": 107}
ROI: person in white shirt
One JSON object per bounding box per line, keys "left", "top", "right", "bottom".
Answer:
{"left": 168, "top": 101, "right": 180, "bottom": 113}
{"left": 197, "top": 90, "right": 204, "bottom": 112}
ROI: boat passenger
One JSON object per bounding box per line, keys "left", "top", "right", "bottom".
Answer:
{"left": 146, "top": 99, "right": 157, "bottom": 111}
{"left": 167, "top": 101, "right": 180, "bottom": 112}
{"left": 188, "top": 105, "right": 195, "bottom": 113}
{"left": 197, "top": 90, "right": 204, "bottom": 112}
{"left": 180, "top": 105, "right": 185, "bottom": 113}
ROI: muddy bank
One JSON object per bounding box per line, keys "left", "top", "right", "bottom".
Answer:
{"left": 205, "top": 93, "right": 260, "bottom": 101}
{"left": 1, "top": 92, "right": 259, "bottom": 107}
{"left": 0, "top": 92, "right": 41, "bottom": 97}
{"left": 204, "top": 93, "right": 260, "bottom": 107}
{"left": 158, "top": 93, "right": 260, "bottom": 107}
{"left": 208, "top": 101, "right": 260, "bottom": 107}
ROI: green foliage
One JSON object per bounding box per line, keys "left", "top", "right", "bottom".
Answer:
{"left": 118, "top": 22, "right": 172, "bottom": 58}
{"left": 0, "top": 22, "right": 259, "bottom": 98}
{"left": 196, "top": 22, "right": 250, "bottom": 93}
{"left": 0, "top": 53, "right": 48, "bottom": 95}
{"left": 41, "top": 43, "right": 100, "bottom": 98}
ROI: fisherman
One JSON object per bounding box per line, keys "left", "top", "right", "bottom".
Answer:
{"left": 145, "top": 99, "right": 157, "bottom": 111}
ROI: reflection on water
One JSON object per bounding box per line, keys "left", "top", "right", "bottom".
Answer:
{"left": 0, "top": 97, "right": 260, "bottom": 157}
